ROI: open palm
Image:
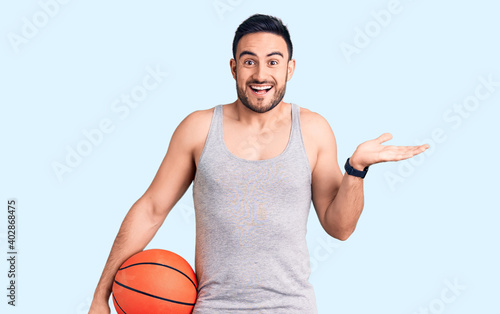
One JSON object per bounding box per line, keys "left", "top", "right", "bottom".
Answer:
{"left": 350, "top": 133, "right": 429, "bottom": 169}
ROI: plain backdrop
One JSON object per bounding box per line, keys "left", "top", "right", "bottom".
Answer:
{"left": 1, "top": 0, "right": 499, "bottom": 313}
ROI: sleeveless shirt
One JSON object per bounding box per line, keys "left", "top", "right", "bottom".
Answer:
{"left": 192, "top": 103, "right": 318, "bottom": 313}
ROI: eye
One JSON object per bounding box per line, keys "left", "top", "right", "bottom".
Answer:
{"left": 244, "top": 60, "right": 255, "bottom": 65}
{"left": 269, "top": 60, "right": 278, "bottom": 66}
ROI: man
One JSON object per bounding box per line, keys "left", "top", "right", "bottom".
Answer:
{"left": 89, "top": 14, "right": 428, "bottom": 313}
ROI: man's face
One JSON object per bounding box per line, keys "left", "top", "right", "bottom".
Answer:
{"left": 231, "top": 32, "right": 295, "bottom": 114}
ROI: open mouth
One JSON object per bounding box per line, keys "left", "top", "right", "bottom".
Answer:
{"left": 249, "top": 85, "right": 273, "bottom": 96}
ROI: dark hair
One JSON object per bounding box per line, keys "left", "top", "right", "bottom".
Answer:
{"left": 232, "top": 14, "right": 293, "bottom": 61}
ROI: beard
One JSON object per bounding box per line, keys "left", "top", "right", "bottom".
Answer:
{"left": 236, "top": 75, "right": 287, "bottom": 114}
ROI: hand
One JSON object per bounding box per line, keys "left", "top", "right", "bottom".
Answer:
{"left": 350, "top": 133, "right": 429, "bottom": 169}
{"left": 88, "top": 298, "right": 110, "bottom": 314}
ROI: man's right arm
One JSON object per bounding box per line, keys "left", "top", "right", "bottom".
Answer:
{"left": 88, "top": 110, "right": 202, "bottom": 313}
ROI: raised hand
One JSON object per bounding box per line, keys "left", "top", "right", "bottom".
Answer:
{"left": 349, "top": 133, "right": 429, "bottom": 170}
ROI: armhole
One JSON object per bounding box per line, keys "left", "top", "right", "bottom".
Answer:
{"left": 193, "top": 106, "right": 217, "bottom": 185}
{"left": 295, "top": 104, "right": 313, "bottom": 184}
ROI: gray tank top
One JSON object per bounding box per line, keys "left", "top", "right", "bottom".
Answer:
{"left": 192, "top": 103, "right": 317, "bottom": 313}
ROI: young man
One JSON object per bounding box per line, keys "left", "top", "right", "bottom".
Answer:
{"left": 89, "top": 14, "right": 428, "bottom": 313}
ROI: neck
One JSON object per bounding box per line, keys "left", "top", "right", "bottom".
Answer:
{"left": 231, "top": 100, "right": 290, "bottom": 130}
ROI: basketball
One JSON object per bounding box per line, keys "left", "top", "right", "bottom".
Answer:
{"left": 112, "top": 249, "right": 198, "bottom": 314}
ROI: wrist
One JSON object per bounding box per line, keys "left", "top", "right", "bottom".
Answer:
{"left": 344, "top": 157, "right": 369, "bottom": 179}
{"left": 349, "top": 155, "right": 367, "bottom": 171}
{"left": 92, "top": 287, "right": 111, "bottom": 302}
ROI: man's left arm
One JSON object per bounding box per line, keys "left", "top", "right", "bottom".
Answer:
{"left": 310, "top": 114, "right": 428, "bottom": 241}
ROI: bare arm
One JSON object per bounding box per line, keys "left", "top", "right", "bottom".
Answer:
{"left": 89, "top": 110, "right": 201, "bottom": 313}
{"left": 310, "top": 113, "right": 429, "bottom": 241}
{"left": 321, "top": 169, "right": 364, "bottom": 240}
{"left": 89, "top": 196, "right": 165, "bottom": 311}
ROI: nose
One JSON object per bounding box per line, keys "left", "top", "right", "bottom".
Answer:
{"left": 253, "top": 63, "right": 268, "bottom": 83}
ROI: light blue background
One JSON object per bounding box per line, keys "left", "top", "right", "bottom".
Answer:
{"left": 1, "top": 0, "right": 498, "bottom": 313}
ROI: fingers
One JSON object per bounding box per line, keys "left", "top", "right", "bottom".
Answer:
{"left": 404, "top": 145, "right": 429, "bottom": 153}
{"left": 415, "top": 144, "right": 430, "bottom": 155}
{"left": 404, "top": 147, "right": 423, "bottom": 159}
{"left": 404, "top": 145, "right": 429, "bottom": 159}
{"left": 382, "top": 144, "right": 430, "bottom": 161}
{"left": 376, "top": 133, "right": 393, "bottom": 144}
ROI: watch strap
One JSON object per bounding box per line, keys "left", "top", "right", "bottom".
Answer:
{"left": 344, "top": 158, "right": 369, "bottom": 179}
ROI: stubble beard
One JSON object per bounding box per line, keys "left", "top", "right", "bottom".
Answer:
{"left": 236, "top": 74, "right": 287, "bottom": 114}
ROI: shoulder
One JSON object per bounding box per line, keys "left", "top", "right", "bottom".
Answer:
{"left": 298, "top": 106, "right": 335, "bottom": 145}
{"left": 175, "top": 107, "right": 211, "bottom": 134}
{"left": 174, "top": 106, "right": 216, "bottom": 152}
{"left": 184, "top": 106, "right": 215, "bottom": 124}
{"left": 298, "top": 105, "right": 328, "bottom": 124}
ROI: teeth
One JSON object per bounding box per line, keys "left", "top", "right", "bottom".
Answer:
{"left": 251, "top": 85, "right": 272, "bottom": 90}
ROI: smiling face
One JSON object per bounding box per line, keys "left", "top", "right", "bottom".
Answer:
{"left": 230, "top": 32, "right": 295, "bottom": 113}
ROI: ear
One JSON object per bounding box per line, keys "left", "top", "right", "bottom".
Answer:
{"left": 230, "top": 58, "right": 237, "bottom": 80}
{"left": 286, "top": 59, "right": 296, "bottom": 82}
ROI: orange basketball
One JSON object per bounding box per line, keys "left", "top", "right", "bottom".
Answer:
{"left": 112, "top": 249, "right": 197, "bottom": 314}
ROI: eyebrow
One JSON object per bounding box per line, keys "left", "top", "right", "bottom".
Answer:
{"left": 238, "top": 50, "right": 284, "bottom": 59}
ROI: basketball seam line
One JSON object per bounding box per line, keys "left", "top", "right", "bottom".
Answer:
{"left": 118, "top": 262, "right": 197, "bottom": 290}
{"left": 114, "top": 280, "right": 196, "bottom": 306}
{"left": 112, "top": 293, "right": 127, "bottom": 314}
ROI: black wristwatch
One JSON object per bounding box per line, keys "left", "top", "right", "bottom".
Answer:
{"left": 344, "top": 158, "right": 369, "bottom": 179}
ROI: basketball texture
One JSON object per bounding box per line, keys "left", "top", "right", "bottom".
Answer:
{"left": 112, "top": 249, "right": 198, "bottom": 314}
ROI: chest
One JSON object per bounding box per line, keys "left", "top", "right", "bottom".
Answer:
{"left": 193, "top": 107, "right": 317, "bottom": 173}
{"left": 223, "top": 120, "right": 291, "bottom": 161}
